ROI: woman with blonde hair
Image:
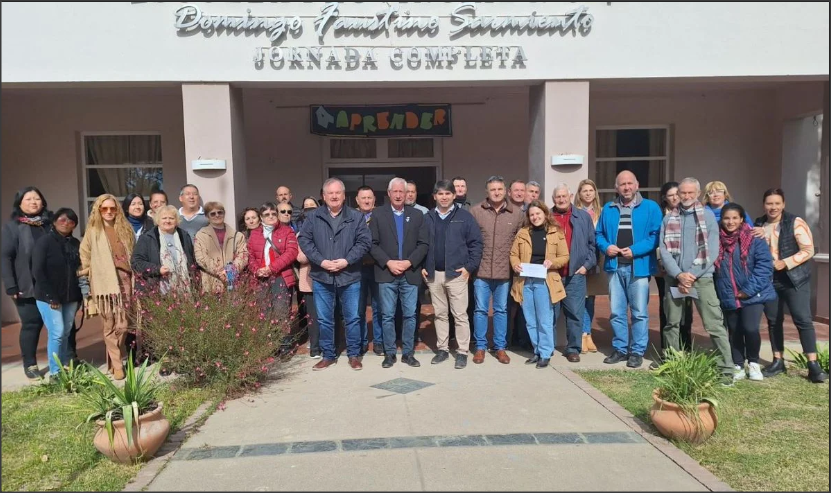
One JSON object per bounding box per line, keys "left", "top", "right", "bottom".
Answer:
{"left": 132, "top": 205, "right": 196, "bottom": 296}
{"left": 703, "top": 180, "right": 753, "bottom": 223}
{"left": 573, "top": 179, "right": 604, "bottom": 353}
{"left": 194, "top": 201, "right": 248, "bottom": 294}
{"left": 510, "top": 200, "right": 570, "bottom": 368}
{"left": 79, "top": 193, "right": 136, "bottom": 380}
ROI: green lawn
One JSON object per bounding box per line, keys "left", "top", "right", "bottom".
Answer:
{"left": 578, "top": 369, "right": 830, "bottom": 492}
{"left": 1, "top": 383, "right": 219, "bottom": 492}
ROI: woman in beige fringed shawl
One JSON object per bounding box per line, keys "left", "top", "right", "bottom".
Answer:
{"left": 79, "top": 194, "right": 136, "bottom": 380}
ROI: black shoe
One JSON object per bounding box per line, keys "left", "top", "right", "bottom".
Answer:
{"left": 525, "top": 355, "right": 540, "bottom": 365}
{"left": 807, "top": 361, "right": 828, "bottom": 383}
{"left": 431, "top": 351, "right": 450, "bottom": 365}
{"left": 402, "top": 354, "right": 421, "bottom": 367}
{"left": 382, "top": 354, "right": 397, "bottom": 368}
{"left": 24, "top": 365, "right": 40, "bottom": 380}
{"left": 627, "top": 355, "right": 643, "bottom": 368}
{"left": 603, "top": 351, "right": 629, "bottom": 364}
{"left": 454, "top": 354, "right": 468, "bottom": 369}
{"left": 762, "top": 358, "right": 787, "bottom": 377}
{"left": 159, "top": 368, "right": 171, "bottom": 377}
{"left": 649, "top": 359, "right": 662, "bottom": 370}
{"left": 536, "top": 358, "right": 550, "bottom": 369}
{"left": 373, "top": 346, "right": 384, "bottom": 356}
{"left": 360, "top": 345, "right": 368, "bottom": 356}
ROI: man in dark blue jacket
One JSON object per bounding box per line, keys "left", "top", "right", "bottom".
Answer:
{"left": 550, "top": 184, "right": 597, "bottom": 363}
{"left": 297, "top": 178, "right": 372, "bottom": 371}
{"left": 421, "top": 180, "right": 483, "bottom": 369}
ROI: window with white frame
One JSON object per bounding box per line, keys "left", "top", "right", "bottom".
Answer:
{"left": 594, "top": 126, "right": 669, "bottom": 205}
{"left": 81, "top": 132, "right": 163, "bottom": 222}
{"left": 326, "top": 137, "right": 438, "bottom": 162}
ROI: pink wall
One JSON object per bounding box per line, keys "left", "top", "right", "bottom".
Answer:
{"left": 0, "top": 88, "right": 186, "bottom": 322}
{"left": 241, "top": 86, "right": 530, "bottom": 207}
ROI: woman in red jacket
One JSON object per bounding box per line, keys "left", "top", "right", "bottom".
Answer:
{"left": 247, "top": 202, "right": 299, "bottom": 318}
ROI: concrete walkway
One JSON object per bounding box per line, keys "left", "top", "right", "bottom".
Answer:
{"left": 146, "top": 350, "right": 710, "bottom": 491}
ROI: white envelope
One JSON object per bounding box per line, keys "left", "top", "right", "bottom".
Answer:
{"left": 520, "top": 263, "right": 548, "bottom": 279}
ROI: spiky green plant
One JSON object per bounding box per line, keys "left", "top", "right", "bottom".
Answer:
{"left": 787, "top": 344, "right": 829, "bottom": 373}
{"left": 77, "top": 352, "right": 165, "bottom": 450}
{"left": 50, "top": 353, "right": 95, "bottom": 393}
{"left": 653, "top": 347, "right": 723, "bottom": 436}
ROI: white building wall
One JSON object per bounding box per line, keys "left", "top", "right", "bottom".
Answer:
{"left": 2, "top": 2, "right": 828, "bottom": 84}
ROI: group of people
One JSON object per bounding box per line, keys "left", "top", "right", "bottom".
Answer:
{"left": 2, "top": 170, "right": 826, "bottom": 384}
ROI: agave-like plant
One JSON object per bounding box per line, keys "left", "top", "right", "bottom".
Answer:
{"left": 787, "top": 343, "right": 830, "bottom": 373}
{"left": 653, "top": 347, "right": 723, "bottom": 435}
{"left": 78, "top": 352, "right": 164, "bottom": 449}
{"left": 50, "top": 353, "right": 95, "bottom": 394}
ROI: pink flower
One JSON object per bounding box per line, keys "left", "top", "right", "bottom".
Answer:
{"left": 218, "top": 401, "right": 226, "bottom": 411}
{"left": 199, "top": 327, "right": 205, "bottom": 332}
{"left": 236, "top": 333, "right": 241, "bottom": 338}
{"left": 251, "top": 328, "right": 257, "bottom": 333}
{"left": 225, "top": 324, "right": 231, "bottom": 329}
{"left": 244, "top": 351, "right": 249, "bottom": 356}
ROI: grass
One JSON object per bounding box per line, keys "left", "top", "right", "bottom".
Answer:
{"left": 579, "top": 368, "right": 830, "bottom": 492}
{"left": 1, "top": 382, "right": 220, "bottom": 492}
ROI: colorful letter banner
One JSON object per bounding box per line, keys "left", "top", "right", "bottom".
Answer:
{"left": 310, "top": 104, "right": 452, "bottom": 137}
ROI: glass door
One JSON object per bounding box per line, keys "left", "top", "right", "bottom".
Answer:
{"left": 328, "top": 166, "right": 438, "bottom": 209}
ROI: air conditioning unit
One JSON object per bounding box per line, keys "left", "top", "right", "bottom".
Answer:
{"left": 192, "top": 159, "right": 226, "bottom": 171}
{"left": 551, "top": 154, "right": 583, "bottom": 166}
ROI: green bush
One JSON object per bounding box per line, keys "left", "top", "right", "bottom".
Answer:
{"left": 50, "top": 352, "right": 96, "bottom": 393}
{"left": 135, "top": 271, "right": 296, "bottom": 396}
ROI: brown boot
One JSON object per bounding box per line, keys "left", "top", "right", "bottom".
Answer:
{"left": 586, "top": 334, "right": 598, "bottom": 353}
{"left": 112, "top": 366, "right": 125, "bottom": 381}
{"left": 473, "top": 350, "right": 486, "bottom": 364}
{"left": 495, "top": 350, "right": 511, "bottom": 364}
{"left": 581, "top": 334, "right": 589, "bottom": 354}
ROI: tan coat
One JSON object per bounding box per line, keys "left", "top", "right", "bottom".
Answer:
{"left": 469, "top": 200, "right": 523, "bottom": 280}
{"left": 193, "top": 224, "right": 248, "bottom": 294}
{"left": 509, "top": 225, "right": 570, "bottom": 304}
{"left": 296, "top": 245, "right": 313, "bottom": 293}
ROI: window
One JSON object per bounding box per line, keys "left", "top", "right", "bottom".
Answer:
{"left": 81, "top": 132, "right": 163, "bottom": 222}
{"left": 325, "top": 137, "right": 439, "bottom": 162}
{"left": 387, "top": 138, "right": 434, "bottom": 159}
{"left": 594, "top": 126, "right": 669, "bottom": 205}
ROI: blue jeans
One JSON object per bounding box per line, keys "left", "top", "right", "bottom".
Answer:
{"left": 521, "top": 279, "right": 555, "bottom": 358}
{"left": 36, "top": 300, "right": 79, "bottom": 375}
{"left": 378, "top": 277, "right": 418, "bottom": 356}
{"left": 608, "top": 265, "right": 651, "bottom": 356}
{"left": 358, "top": 267, "right": 381, "bottom": 348}
{"left": 313, "top": 280, "right": 362, "bottom": 359}
{"left": 473, "top": 278, "right": 510, "bottom": 351}
{"left": 552, "top": 275, "right": 587, "bottom": 355}
{"left": 582, "top": 296, "right": 595, "bottom": 334}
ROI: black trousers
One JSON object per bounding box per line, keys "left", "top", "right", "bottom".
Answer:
{"left": 724, "top": 303, "right": 764, "bottom": 365}
{"left": 298, "top": 291, "right": 319, "bottom": 356}
{"left": 765, "top": 282, "right": 817, "bottom": 354}
{"left": 656, "top": 276, "right": 693, "bottom": 351}
{"left": 15, "top": 297, "right": 44, "bottom": 368}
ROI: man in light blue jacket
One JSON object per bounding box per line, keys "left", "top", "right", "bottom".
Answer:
{"left": 595, "top": 171, "right": 663, "bottom": 368}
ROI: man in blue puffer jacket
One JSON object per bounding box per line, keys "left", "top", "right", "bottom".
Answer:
{"left": 713, "top": 203, "right": 777, "bottom": 382}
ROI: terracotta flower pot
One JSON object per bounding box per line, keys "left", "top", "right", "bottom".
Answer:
{"left": 649, "top": 390, "right": 718, "bottom": 444}
{"left": 93, "top": 402, "right": 170, "bottom": 464}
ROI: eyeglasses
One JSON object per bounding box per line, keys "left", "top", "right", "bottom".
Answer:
{"left": 261, "top": 212, "right": 278, "bottom": 218}
{"left": 278, "top": 210, "right": 292, "bottom": 214}
{"left": 707, "top": 189, "right": 726, "bottom": 196}
{"left": 208, "top": 210, "right": 225, "bottom": 217}
{"left": 99, "top": 206, "right": 117, "bottom": 213}
{"left": 56, "top": 217, "right": 77, "bottom": 226}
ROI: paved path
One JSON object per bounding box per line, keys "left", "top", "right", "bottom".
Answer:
{"left": 146, "top": 351, "right": 710, "bottom": 491}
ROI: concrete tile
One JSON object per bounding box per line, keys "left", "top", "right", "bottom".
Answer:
{"left": 238, "top": 443, "right": 290, "bottom": 457}
{"left": 289, "top": 440, "right": 338, "bottom": 454}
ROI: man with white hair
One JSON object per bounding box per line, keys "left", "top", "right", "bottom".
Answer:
{"left": 658, "top": 177, "right": 734, "bottom": 382}
{"left": 595, "top": 170, "right": 662, "bottom": 368}
{"left": 369, "top": 177, "right": 429, "bottom": 368}
{"left": 550, "top": 184, "right": 597, "bottom": 362}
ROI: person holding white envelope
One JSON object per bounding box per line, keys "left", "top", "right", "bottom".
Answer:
{"left": 509, "top": 200, "right": 569, "bottom": 368}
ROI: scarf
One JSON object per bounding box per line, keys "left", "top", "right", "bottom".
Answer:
{"left": 262, "top": 224, "right": 275, "bottom": 268}
{"left": 83, "top": 228, "right": 132, "bottom": 317}
{"left": 716, "top": 223, "right": 753, "bottom": 271}
{"left": 127, "top": 215, "right": 143, "bottom": 234}
{"left": 664, "top": 201, "right": 709, "bottom": 268}
{"left": 159, "top": 230, "right": 191, "bottom": 295}
{"left": 18, "top": 215, "right": 45, "bottom": 227}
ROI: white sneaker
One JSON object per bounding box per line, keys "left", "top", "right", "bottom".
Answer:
{"left": 733, "top": 364, "right": 747, "bottom": 381}
{"left": 747, "top": 362, "right": 764, "bottom": 381}
{"left": 309, "top": 353, "right": 321, "bottom": 359}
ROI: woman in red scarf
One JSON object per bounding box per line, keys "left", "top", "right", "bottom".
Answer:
{"left": 713, "top": 203, "right": 776, "bottom": 382}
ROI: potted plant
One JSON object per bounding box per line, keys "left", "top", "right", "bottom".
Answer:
{"left": 649, "top": 347, "right": 722, "bottom": 444}
{"left": 78, "top": 352, "right": 170, "bottom": 463}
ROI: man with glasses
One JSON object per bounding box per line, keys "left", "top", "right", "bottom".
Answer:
{"left": 178, "top": 184, "right": 208, "bottom": 243}
{"left": 276, "top": 185, "right": 302, "bottom": 224}
{"left": 298, "top": 178, "right": 372, "bottom": 371}
{"left": 469, "top": 175, "right": 523, "bottom": 364}
{"left": 275, "top": 205, "right": 298, "bottom": 233}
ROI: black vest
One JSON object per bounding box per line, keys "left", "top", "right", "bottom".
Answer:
{"left": 755, "top": 210, "right": 812, "bottom": 289}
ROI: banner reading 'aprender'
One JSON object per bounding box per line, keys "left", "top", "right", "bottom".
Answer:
{"left": 310, "top": 104, "right": 452, "bottom": 137}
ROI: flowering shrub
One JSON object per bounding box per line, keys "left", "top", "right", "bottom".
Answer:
{"left": 134, "top": 269, "right": 299, "bottom": 396}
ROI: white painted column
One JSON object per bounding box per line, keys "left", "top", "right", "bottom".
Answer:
{"left": 528, "top": 81, "right": 590, "bottom": 206}
{"left": 181, "top": 84, "right": 247, "bottom": 224}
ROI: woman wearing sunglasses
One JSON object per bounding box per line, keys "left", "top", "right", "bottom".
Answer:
{"left": 79, "top": 194, "right": 136, "bottom": 380}
{"left": 247, "top": 202, "right": 298, "bottom": 317}
{"left": 32, "top": 208, "right": 82, "bottom": 377}
{"left": 194, "top": 202, "right": 248, "bottom": 294}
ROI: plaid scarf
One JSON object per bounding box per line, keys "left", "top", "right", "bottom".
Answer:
{"left": 663, "top": 201, "right": 709, "bottom": 267}
{"left": 18, "top": 215, "right": 45, "bottom": 227}
{"left": 716, "top": 223, "right": 753, "bottom": 271}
